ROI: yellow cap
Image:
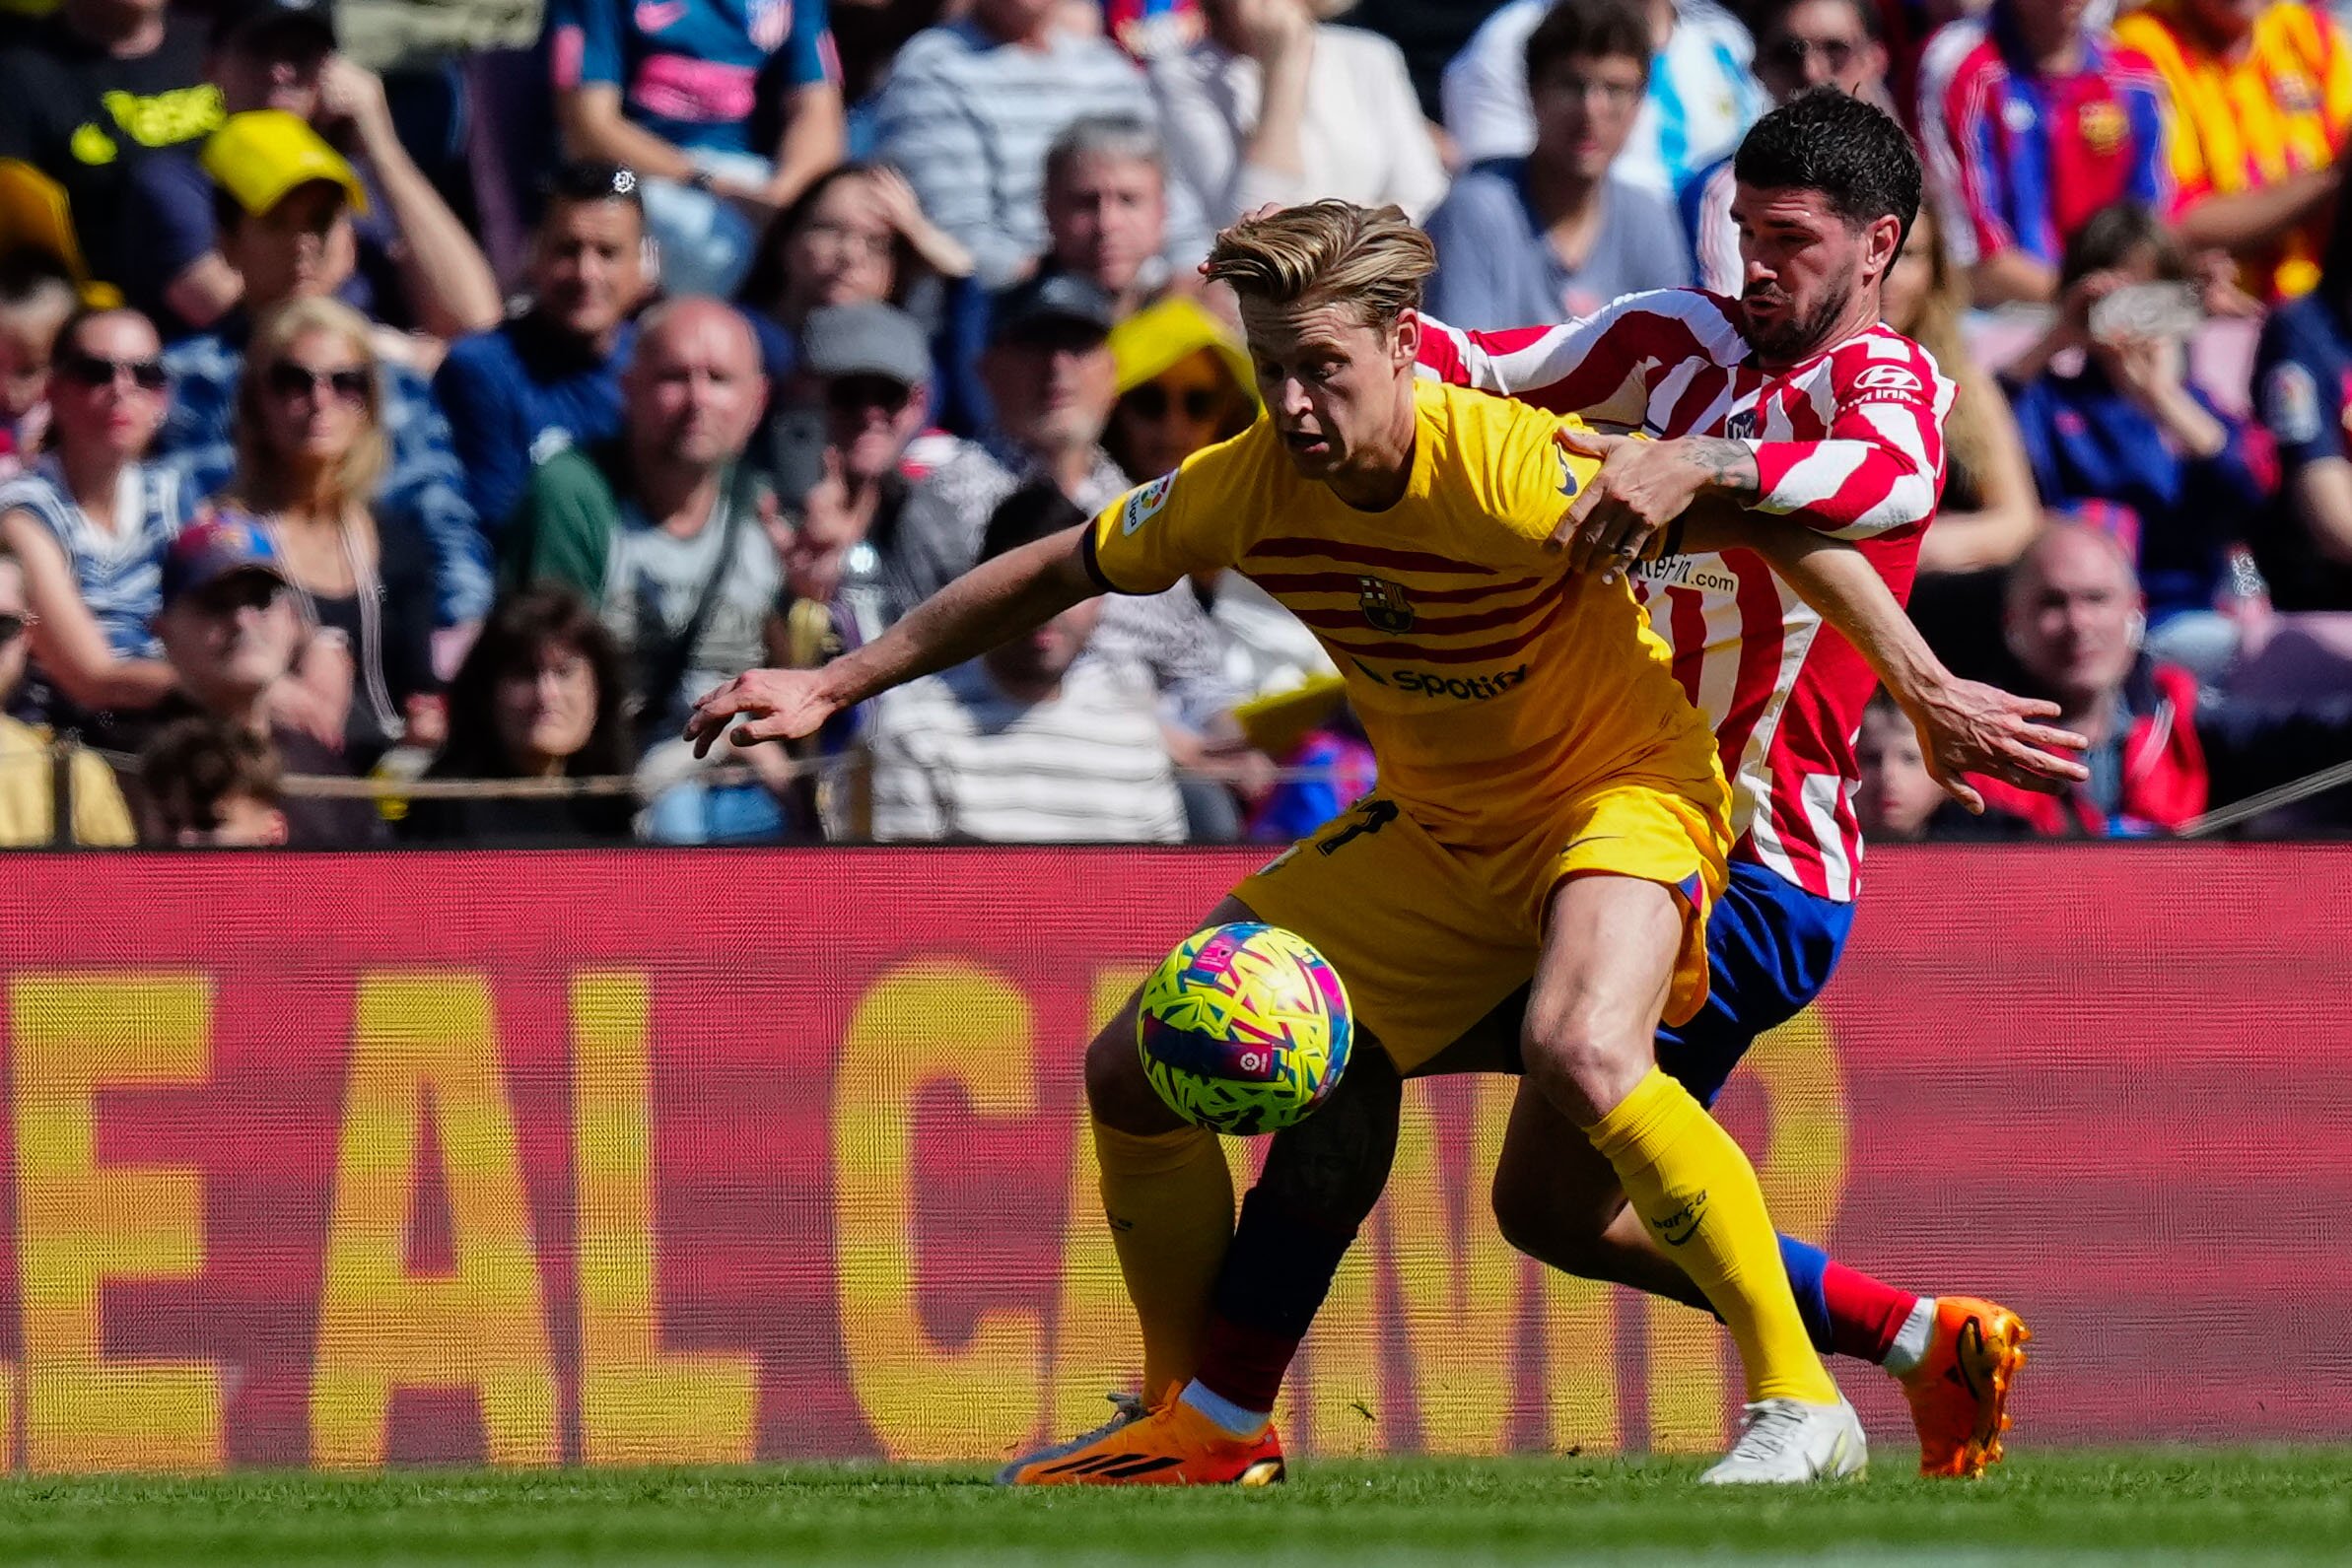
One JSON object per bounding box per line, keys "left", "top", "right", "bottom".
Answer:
{"left": 1109, "top": 296, "right": 1257, "bottom": 405}
{"left": 201, "top": 110, "right": 369, "bottom": 219}
{"left": 1231, "top": 674, "right": 1349, "bottom": 759}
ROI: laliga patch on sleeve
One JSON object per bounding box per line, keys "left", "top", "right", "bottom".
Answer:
{"left": 2262, "top": 362, "right": 2322, "bottom": 445}
{"left": 1122, "top": 472, "right": 1177, "bottom": 535}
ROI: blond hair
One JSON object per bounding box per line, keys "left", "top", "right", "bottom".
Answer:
{"left": 1204, "top": 201, "right": 1436, "bottom": 328}
{"left": 235, "top": 296, "right": 387, "bottom": 512}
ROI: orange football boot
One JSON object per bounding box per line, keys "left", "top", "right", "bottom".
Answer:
{"left": 1898, "top": 1296, "right": 2033, "bottom": 1478}
{"left": 998, "top": 1391, "right": 1286, "bottom": 1487}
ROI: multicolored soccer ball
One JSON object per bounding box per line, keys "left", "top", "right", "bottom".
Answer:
{"left": 1136, "top": 922, "right": 1351, "bottom": 1134}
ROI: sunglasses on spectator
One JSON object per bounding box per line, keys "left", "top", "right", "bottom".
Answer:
{"left": 194, "top": 576, "right": 283, "bottom": 616}
{"left": 0, "top": 610, "right": 26, "bottom": 645}
{"left": 264, "top": 362, "right": 371, "bottom": 403}
{"left": 57, "top": 352, "right": 168, "bottom": 392}
{"left": 1765, "top": 34, "right": 1859, "bottom": 71}
{"left": 827, "top": 375, "right": 914, "bottom": 414}
{"left": 1126, "top": 382, "right": 1222, "bottom": 423}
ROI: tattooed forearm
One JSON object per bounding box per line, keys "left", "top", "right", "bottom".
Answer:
{"left": 1681, "top": 437, "right": 1762, "bottom": 496}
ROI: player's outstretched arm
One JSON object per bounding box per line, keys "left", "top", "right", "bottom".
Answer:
{"left": 1709, "top": 518, "right": 2091, "bottom": 813}
{"left": 684, "top": 526, "right": 1098, "bottom": 756}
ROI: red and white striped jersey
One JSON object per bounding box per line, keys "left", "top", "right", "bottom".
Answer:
{"left": 1417, "top": 288, "right": 1955, "bottom": 902}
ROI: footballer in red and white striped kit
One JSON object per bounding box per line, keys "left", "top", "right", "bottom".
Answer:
{"left": 1412, "top": 90, "right": 2076, "bottom": 1478}
{"left": 1417, "top": 285, "right": 1951, "bottom": 901}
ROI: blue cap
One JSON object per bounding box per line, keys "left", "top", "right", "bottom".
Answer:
{"left": 160, "top": 514, "right": 287, "bottom": 608}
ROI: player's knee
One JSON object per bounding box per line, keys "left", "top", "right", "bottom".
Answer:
{"left": 1083, "top": 1014, "right": 1182, "bottom": 1135}
{"left": 1519, "top": 1006, "right": 1650, "bottom": 1127}
{"left": 1256, "top": 1049, "right": 1402, "bottom": 1230}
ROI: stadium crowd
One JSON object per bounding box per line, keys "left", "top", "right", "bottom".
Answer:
{"left": 0, "top": 0, "right": 2347, "bottom": 849}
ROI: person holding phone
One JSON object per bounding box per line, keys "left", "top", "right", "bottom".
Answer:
{"left": 2001, "top": 201, "right": 2267, "bottom": 676}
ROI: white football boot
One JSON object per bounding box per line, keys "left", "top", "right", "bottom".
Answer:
{"left": 1697, "top": 1396, "right": 1868, "bottom": 1485}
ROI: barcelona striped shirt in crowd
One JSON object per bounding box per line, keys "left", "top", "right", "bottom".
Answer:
{"left": 1416, "top": 289, "right": 1954, "bottom": 903}
{"left": 1914, "top": 14, "right": 2170, "bottom": 272}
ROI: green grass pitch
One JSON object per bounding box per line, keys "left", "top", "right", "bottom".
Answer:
{"left": 1, "top": 1451, "right": 2347, "bottom": 1565}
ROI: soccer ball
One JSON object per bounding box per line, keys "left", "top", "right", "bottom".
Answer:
{"left": 1136, "top": 922, "right": 1352, "bottom": 1134}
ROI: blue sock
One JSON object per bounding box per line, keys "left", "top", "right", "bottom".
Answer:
{"left": 1777, "top": 1234, "right": 1834, "bottom": 1355}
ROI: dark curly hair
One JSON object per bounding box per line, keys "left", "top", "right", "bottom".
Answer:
{"left": 1732, "top": 87, "right": 1921, "bottom": 252}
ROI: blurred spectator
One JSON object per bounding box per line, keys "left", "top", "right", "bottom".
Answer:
{"left": 1441, "top": 0, "right": 1763, "bottom": 199}
{"left": 506, "top": 297, "right": 789, "bottom": 842}
{"left": 1880, "top": 201, "right": 2042, "bottom": 678}
{"left": 221, "top": 297, "right": 443, "bottom": 770}
{"left": 874, "top": 0, "right": 1209, "bottom": 291}
{"left": 891, "top": 275, "right": 1129, "bottom": 606}
{"left": 862, "top": 483, "right": 1184, "bottom": 842}
{"left": 1103, "top": 295, "right": 1256, "bottom": 483}
{"left": 121, "top": 0, "right": 503, "bottom": 342}
{"left": 0, "top": 261, "right": 75, "bottom": 469}
{"left": 136, "top": 715, "right": 287, "bottom": 846}
{"left": 0, "top": 306, "right": 192, "bottom": 742}
{"left": 402, "top": 584, "right": 637, "bottom": 843}
{"left": 156, "top": 111, "right": 489, "bottom": 627}
{"left": 939, "top": 115, "right": 1180, "bottom": 435}
{"left": 736, "top": 161, "right": 972, "bottom": 365}
{"left": 1424, "top": 0, "right": 1691, "bottom": 329}
{"left": 1915, "top": 0, "right": 2168, "bottom": 307}
{"left": 148, "top": 515, "right": 382, "bottom": 846}
{"left": 434, "top": 161, "right": 651, "bottom": 535}
{"left": 546, "top": 0, "right": 847, "bottom": 298}
{"left": 2002, "top": 204, "right": 2266, "bottom": 678}
{"left": 1039, "top": 117, "right": 1179, "bottom": 318}
{"left": 0, "top": 551, "right": 134, "bottom": 846}
{"left": 1851, "top": 689, "right": 1981, "bottom": 841}
{"left": 0, "top": 0, "right": 222, "bottom": 307}
{"left": 765, "top": 300, "right": 945, "bottom": 643}
{"left": 2114, "top": 0, "right": 2350, "bottom": 303}
{"left": 1982, "top": 522, "right": 2208, "bottom": 835}
{"left": 1230, "top": 675, "right": 1374, "bottom": 841}
{"left": 1144, "top": 0, "right": 1448, "bottom": 230}
{"left": 1099, "top": 299, "right": 1268, "bottom": 836}
{"left": 2250, "top": 186, "right": 2352, "bottom": 609}
{"left": 1682, "top": 0, "right": 1887, "bottom": 295}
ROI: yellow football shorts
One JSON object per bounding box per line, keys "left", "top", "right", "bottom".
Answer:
{"left": 1233, "top": 780, "right": 1730, "bottom": 1072}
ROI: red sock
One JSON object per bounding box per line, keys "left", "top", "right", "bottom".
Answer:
{"left": 1821, "top": 1259, "right": 1918, "bottom": 1365}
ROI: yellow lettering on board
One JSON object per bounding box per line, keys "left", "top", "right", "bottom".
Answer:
{"left": 13, "top": 975, "right": 219, "bottom": 1471}
{"left": 311, "top": 975, "right": 556, "bottom": 1467}
{"left": 574, "top": 973, "right": 756, "bottom": 1465}
{"left": 834, "top": 962, "right": 1040, "bottom": 1461}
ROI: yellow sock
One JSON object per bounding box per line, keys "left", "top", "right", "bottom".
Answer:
{"left": 1585, "top": 1068, "right": 1837, "bottom": 1404}
{"left": 1094, "top": 1119, "right": 1234, "bottom": 1400}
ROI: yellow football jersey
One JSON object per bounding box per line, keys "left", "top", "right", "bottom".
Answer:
{"left": 1086, "top": 377, "right": 1723, "bottom": 844}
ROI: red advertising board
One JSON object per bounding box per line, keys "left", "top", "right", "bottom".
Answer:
{"left": 0, "top": 845, "right": 2344, "bottom": 1471}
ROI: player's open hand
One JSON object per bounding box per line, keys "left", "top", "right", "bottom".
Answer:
{"left": 1551, "top": 428, "right": 1739, "bottom": 580}
{"left": 684, "top": 668, "right": 837, "bottom": 758}
{"left": 1909, "top": 678, "right": 2091, "bottom": 814}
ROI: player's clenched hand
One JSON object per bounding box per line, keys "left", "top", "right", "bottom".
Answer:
{"left": 1908, "top": 679, "right": 2091, "bottom": 814}
{"left": 684, "top": 668, "right": 837, "bottom": 759}
{"left": 1550, "top": 428, "right": 1737, "bottom": 579}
